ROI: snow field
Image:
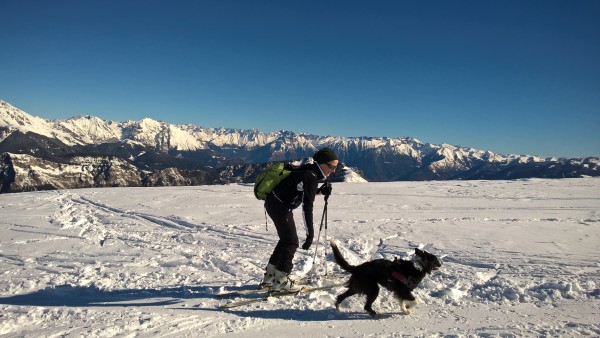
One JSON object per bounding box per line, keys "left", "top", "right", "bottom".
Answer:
{"left": 0, "top": 178, "right": 599, "bottom": 337}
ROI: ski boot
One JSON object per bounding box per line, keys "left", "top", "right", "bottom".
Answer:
{"left": 271, "top": 269, "right": 302, "bottom": 292}
{"left": 259, "top": 263, "right": 277, "bottom": 289}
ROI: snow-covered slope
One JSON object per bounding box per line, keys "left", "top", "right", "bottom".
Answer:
{"left": 340, "top": 165, "right": 368, "bottom": 182}
{"left": 180, "top": 125, "right": 279, "bottom": 149}
{"left": 0, "top": 100, "right": 82, "bottom": 145}
{"left": 57, "top": 115, "right": 122, "bottom": 144}
{"left": 0, "top": 101, "right": 207, "bottom": 151}
{"left": 121, "top": 118, "right": 207, "bottom": 151}
{"left": 0, "top": 153, "right": 144, "bottom": 192}
{"left": 0, "top": 152, "right": 218, "bottom": 193}
{"left": 0, "top": 178, "right": 598, "bottom": 336}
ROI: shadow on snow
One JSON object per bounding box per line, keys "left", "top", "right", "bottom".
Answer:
{"left": 191, "top": 307, "right": 396, "bottom": 321}
{"left": 0, "top": 284, "right": 405, "bottom": 321}
{"left": 0, "top": 284, "right": 218, "bottom": 307}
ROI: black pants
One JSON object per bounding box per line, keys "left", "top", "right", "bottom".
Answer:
{"left": 265, "top": 194, "right": 299, "bottom": 274}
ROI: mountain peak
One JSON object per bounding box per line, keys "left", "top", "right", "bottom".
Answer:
{"left": 0, "top": 100, "right": 71, "bottom": 142}
{"left": 139, "top": 117, "right": 162, "bottom": 125}
{"left": 67, "top": 115, "right": 103, "bottom": 121}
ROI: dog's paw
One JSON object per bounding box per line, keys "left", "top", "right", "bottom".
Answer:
{"left": 401, "top": 300, "right": 417, "bottom": 315}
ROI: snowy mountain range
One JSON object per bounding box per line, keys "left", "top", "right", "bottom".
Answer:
{"left": 1, "top": 99, "right": 598, "bottom": 193}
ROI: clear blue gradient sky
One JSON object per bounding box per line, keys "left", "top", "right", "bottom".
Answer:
{"left": 1, "top": 1, "right": 598, "bottom": 158}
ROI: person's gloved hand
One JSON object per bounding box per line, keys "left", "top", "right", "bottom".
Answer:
{"left": 302, "top": 236, "right": 313, "bottom": 250}
{"left": 317, "top": 182, "right": 332, "bottom": 196}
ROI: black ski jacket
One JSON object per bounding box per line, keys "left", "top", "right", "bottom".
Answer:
{"left": 270, "top": 161, "right": 326, "bottom": 238}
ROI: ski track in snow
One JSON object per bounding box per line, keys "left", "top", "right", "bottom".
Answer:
{"left": 0, "top": 179, "right": 599, "bottom": 337}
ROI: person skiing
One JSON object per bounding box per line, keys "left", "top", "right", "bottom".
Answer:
{"left": 260, "top": 148, "right": 339, "bottom": 291}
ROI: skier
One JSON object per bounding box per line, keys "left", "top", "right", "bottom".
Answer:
{"left": 260, "top": 148, "right": 338, "bottom": 291}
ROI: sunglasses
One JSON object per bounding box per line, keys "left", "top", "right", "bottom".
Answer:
{"left": 326, "top": 163, "right": 337, "bottom": 170}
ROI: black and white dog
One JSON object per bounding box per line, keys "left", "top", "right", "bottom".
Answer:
{"left": 330, "top": 240, "right": 442, "bottom": 316}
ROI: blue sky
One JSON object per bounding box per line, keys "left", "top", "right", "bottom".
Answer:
{"left": 1, "top": 1, "right": 598, "bottom": 158}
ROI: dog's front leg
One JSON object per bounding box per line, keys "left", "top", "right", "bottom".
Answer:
{"left": 401, "top": 298, "right": 418, "bottom": 315}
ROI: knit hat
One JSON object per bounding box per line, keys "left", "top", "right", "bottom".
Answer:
{"left": 313, "top": 148, "right": 338, "bottom": 164}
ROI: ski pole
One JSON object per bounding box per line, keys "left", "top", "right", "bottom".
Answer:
{"left": 324, "top": 195, "right": 329, "bottom": 276}
{"left": 309, "top": 195, "right": 329, "bottom": 277}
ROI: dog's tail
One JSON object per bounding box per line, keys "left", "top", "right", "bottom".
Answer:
{"left": 329, "top": 239, "right": 354, "bottom": 272}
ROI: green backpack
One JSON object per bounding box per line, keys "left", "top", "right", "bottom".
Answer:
{"left": 254, "top": 162, "right": 292, "bottom": 200}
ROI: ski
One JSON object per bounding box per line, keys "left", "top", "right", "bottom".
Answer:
{"left": 215, "top": 272, "right": 348, "bottom": 299}
{"left": 218, "top": 283, "right": 346, "bottom": 309}
{"left": 215, "top": 285, "right": 271, "bottom": 298}
{"left": 298, "top": 272, "right": 349, "bottom": 284}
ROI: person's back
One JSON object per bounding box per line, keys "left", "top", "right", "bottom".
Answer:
{"left": 272, "top": 161, "right": 320, "bottom": 209}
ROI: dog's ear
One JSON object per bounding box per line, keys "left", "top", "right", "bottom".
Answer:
{"left": 415, "top": 248, "right": 424, "bottom": 255}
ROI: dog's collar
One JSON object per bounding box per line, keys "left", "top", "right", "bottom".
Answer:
{"left": 390, "top": 271, "right": 418, "bottom": 288}
{"left": 391, "top": 271, "right": 407, "bottom": 282}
